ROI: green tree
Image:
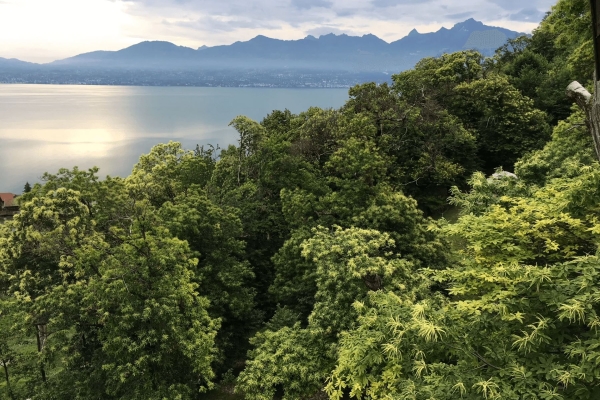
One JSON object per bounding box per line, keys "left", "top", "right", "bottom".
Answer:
{"left": 270, "top": 111, "right": 448, "bottom": 319}
{"left": 515, "top": 108, "right": 594, "bottom": 185}
{"left": 448, "top": 75, "right": 551, "bottom": 172}
{"left": 392, "top": 51, "right": 552, "bottom": 174}
{"left": 128, "top": 141, "right": 217, "bottom": 207}
{"left": 238, "top": 226, "right": 424, "bottom": 400}
{"left": 158, "top": 186, "right": 257, "bottom": 367}
{"left": 495, "top": 0, "right": 593, "bottom": 125}
{"left": 343, "top": 82, "right": 478, "bottom": 213}
{"left": 122, "top": 142, "right": 259, "bottom": 370}
{"left": 326, "top": 163, "right": 600, "bottom": 400}
{"left": 0, "top": 168, "right": 222, "bottom": 399}
{"left": 0, "top": 297, "right": 19, "bottom": 400}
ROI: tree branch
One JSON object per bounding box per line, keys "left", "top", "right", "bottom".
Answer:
{"left": 566, "top": 80, "right": 600, "bottom": 161}
{"left": 566, "top": 81, "right": 592, "bottom": 111}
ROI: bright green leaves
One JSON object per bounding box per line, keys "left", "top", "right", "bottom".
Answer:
{"left": 329, "top": 253, "right": 600, "bottom": 399}
{"left": 238, "top": 226, "right": 422, "bottom": 400}
{"left": 0, "top": 156, "right": 244, "bottom": 399}
{"left": 272, "top": 184, "right": 447, "bottom": 320}
{"left": 393, "top": 51, "right": 486, "bottom": 101}
{"left": 302, "top": 227, "right": 411, "bottom": 334}
{"left": 3, "top": 188, "right": 100, "bottom": 305}
{"left": 448, "top": 165, "right": 600, "bottom": 266}
{"left": 516, "top": 109, "right": 595, "bottom": 185}
{"left": 129, "top": 141, "right": 217, "bottom": 206}
{"left": 236, "top": 324, "right": 334, "bottom": 400}
{"left": 319, "top": 36, "right": 600, "bottom": 396}
{"left": 91, "top": 230, "right": 219, "bottom": 400}
{"left": 326, "top": 290, "right": 450, "bottom": 400}
{"left": 542, "top": 0, "right": 593, "bottom": 82}
{"left": 449, "top": 170, "right": 529, "bottom": 216}
{"left": 230, "top": 115, "right": 266, "bottom": 162}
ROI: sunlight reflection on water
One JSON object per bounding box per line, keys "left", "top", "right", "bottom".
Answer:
{"left": 0, "top": 84, "right": 348, "bottom": 192}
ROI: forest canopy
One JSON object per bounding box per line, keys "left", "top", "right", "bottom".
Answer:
{"left": 3, "top": 0, "right": 600, "bottom": 399}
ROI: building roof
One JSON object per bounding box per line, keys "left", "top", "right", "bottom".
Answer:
{"left": 0, "top": 193, "right": 17, "bottom": 208}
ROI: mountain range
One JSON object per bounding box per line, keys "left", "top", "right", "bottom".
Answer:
{"left": 0, "top": 19, "right": 523, "bottom": 86}
{"left": 0, "top": 57, "right": 37, "bottom": 69}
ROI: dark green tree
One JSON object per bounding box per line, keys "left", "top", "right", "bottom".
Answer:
{"left": 392, "top": 51, "right": 552, "bottom": 174}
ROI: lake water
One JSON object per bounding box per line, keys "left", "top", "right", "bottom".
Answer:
{"left": 0, "top": 85, "right": 349, "bottom": 193}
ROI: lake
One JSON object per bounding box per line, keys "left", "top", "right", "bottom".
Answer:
{"left": 0, "top": 85, "right": 349, "bottom": 193}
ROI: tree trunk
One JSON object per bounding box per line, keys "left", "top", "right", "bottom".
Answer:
{"left": 566, "top": 80, "right": 600, "bottom": 160}
{"left": 36, "top": 324, "right": 47, "bottom": 383}
{"left": 2, "top": 360, "right": 15, "bottom": 400}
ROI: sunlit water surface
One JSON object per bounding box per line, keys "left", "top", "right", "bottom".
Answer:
{"left": 0, "top": 85, "right": 349, "bottom": 192}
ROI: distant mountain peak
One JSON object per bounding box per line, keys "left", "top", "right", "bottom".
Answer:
{"left": 129, "top": 40, "right": 177, "bottom": 48}
{"left": 250, "top": 35, "right": 272, "bottom": 41}
{"left": 116, "top": 41, "right": 198, "bottom": 54}
{"left": 0, "top": 57, "right": 37, "bottom": 67}
{"left": 389, "top": 18, "right": 521, "bottom": 59}
{"left": 452, "top": 18, "right": 485, "bottom": 31}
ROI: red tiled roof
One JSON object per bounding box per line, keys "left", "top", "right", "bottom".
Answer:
{"left": 0, "top": 193, "right": 17, "bottom": 207}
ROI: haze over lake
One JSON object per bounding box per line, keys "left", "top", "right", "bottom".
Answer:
{"left": 0, "top": 84, "right": 349, "bottom": 193}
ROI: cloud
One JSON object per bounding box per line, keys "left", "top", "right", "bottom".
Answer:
{"left": 2, "top": 0, "right": 561, "bottom": 62}
{"left": 371, "top": 0, "right": 436, "bottom": 7}
{"left": 305, "top": 26, "right": 355, "bottom": 37}
{"left": 508, "top": 8, "right": 547, "bottom": 22}
{"left": 118, "top": 0, "right": 556, "bottom": 29}
{"left": 122, "top": 0, "right": 335, "bottom": 26}
{"left": 487, "top": 0, "right": 549, "bottom": 10}
{"left": 290, "top": 0, "right": 333, "bottom": 10}
{"left": 446, "top": 12, "right": 473, "bottom": 20}
{"left": 167, "top": 16, "right": 281, "bottom": 33}
{"left": 113, "top": 0, "right": 559, "bottom": 49}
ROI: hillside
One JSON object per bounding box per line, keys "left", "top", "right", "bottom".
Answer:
{"left": 2, "top": 18, "right": 522, "bottom": 75}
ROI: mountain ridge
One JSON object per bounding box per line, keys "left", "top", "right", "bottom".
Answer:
{"left": 1, "top": 18, "right": 524, "bottom": 72}
{"left": 0, "top": 57, "right": 39, "bottom": 68}
{"left": 0, "top": 19, "right": 525, "bottom": 86}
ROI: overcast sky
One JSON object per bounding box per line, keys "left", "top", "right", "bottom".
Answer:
{"left": 0, "top": 0, "right": 558, "bottom": 63}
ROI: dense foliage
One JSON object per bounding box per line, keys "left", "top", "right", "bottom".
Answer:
{"left": 2, "top": 0, "right": 600, "bottom": 399}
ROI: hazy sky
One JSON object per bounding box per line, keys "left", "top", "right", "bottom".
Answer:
{"left": 0, "top": 0, "right": 557, "bottom": 63}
